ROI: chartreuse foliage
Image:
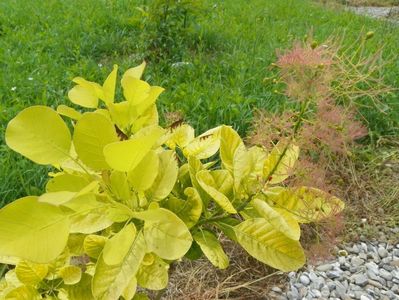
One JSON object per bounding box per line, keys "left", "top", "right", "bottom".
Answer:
{"left": 0, "top": 64, "right": 344, "bottom": 299}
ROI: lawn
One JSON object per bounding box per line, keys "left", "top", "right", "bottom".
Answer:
{"left": 0, "top": 0, "right": 398, "bottom": 206}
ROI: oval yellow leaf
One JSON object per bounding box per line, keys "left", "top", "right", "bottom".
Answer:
{"left": 193, "top": 230, "right": 229, "bottom": 269}
{"left": 57, "top": 105, "right": 82, "bottom": 120}
{"left": 267, "top": 186, "right": 345, "bottom": 223}
{"left": 58, "top": 265, "right": 82, "bottom": 285}
{"left": 137, "top": 254, "right": 169, "bottom": 290}
{"left": 5, "top": 106, "right": 71, "bottom": 165}
{"left": 263, "top": 142, "right": 299, "bottom": 184}
{"left": 145, "top": 150, "right": 178, "bottom": 201}
{"left": 164, "top": 187, "right": 202, "bottom": 228}
{"left": 103, "top": 224, "right": 137, "bottom": 265}
{"left": 128, "top": 150, "right": 159, "bottom": 191}
{"left": 234, "top": 218, "right": 305, "bottom": 272}
{"left": 103, "top": 126, "right": 164, "bottom": 172}
{"left": 252, "top": 198, "right": 300, "bottom": 240}
{"left": 196, "top": 170, "right": 236, "bottom": 214}
{"left": 133, "top": 208, "right": 192, "bottom": 260}
{"left": 4, "top": 285, "right": 41, "bottom": 300}
{"left": 15, "top": 261, "right": 48, "bottom": 286}
{"left": 73, "top": 112, "right": 119, "bottom": 170}
{"left": 46, "top": 173, "right": 90, "bottom": 193}
{"left": 84, "top": 235, "right": 107, "bottom": 259}
{"left": 0, "top": 197, "right": 69, "bottom": 263}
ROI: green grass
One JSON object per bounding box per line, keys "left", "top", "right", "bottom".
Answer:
{"left": 0, "top": 0, "right": 398, "bottom": 205}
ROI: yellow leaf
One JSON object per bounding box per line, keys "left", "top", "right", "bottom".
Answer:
{"left": 166, "top": 124, "right": 195, "bottom": 149}
{"left": 15, "top": 261, "right": 48, "bottom": 286}
{"left": 135, "top": 86, "right": 164, "bottom": 115}
{"left": 84, "top": 235, "right": 107, "bottom": 259}
{"left": 187, "top": 157, "right": 210, "bottom": 206}
{"left": 58, "top": 266, "right": 82, "bottom": 285}
{"left": 245, "top": 146, "right": 267, "bottom": 191}
{"left": 133, "top": 208, "right": 192, "bottom": 260}
{"left": 110, "top": 171, "right": 131, "bottom": 202}
{"left": 62, "top": 194, "right": 113, "bottom": 234}
{"left": 57, "top": 105, "right": 82, "bottom": 120}
{"left": 39, "top": 191, "right": 76, "bottom": 206}
{"left": 164, "top": 187, "right": 202, "bottom": 228}
{"left": 73, "top": 112, "right": 119, "bottom": 170}
{"left": 103, "top": 126, "right": 164, "bottom": 172}
{"left": 137, "top": 254, "right": 169, "bottom": 290}
{"left": 5, "top": 106, "right": 71, "bottom": 165}
{"left": 232, "top": 145, "right": 251, "bottom": 192}
{"left": 122, "top": 61, "right": 146, "bottom": 80}
{"left": 183, "top": 126, "right": 221, "bottom": 159}
{"left": 141, "top": 253, "right": 155, "bottom": 266}
{"left": 103, "top": 224, "right": 137, "bottom": 265}
{"left": 68, "top": 85, "right": 99, "bottom": 108}
{"left": 102, "top": 65, "right": 118, "bottom": 104}
{"left": 108, "top": 101, "right": 132, "bottom": 131}
{"left": 62, "top": 273, "right": 94, "bottom": 300}
{"left": 266, "top": 186, "right": 345, "bottom": 223}
{"left": 193, "top": 230, "right": 229, "bottom": 269}
{"left": 128, "top": 150, "right": 159, "bottom": 191}
{"left": 0, "top": 255, "right": 19, "bottom": 265}
{"left": 146, "top": 150, "right": 178, "bottom": 202}
{"left": 122, "top": 276, "right": 137, "bottom": 300}
{"left": 196, "top": 170, "right": 236, "bottom": 214}
{"left": 263, "top": 142, "right": 299, "bottom": 184}
{"left": 67, "top": 234, "right": 86, "bottom": 256}
{"left": 4, "top": 285, "right": 41, "bottom": 300}
{"left": 220, "top": 126, "right": 245, "bottom": 172}
{"left": 252, "top": 198, "right": 300, "bottom": 240}
{"left": 234, "top": 218, "right": 305, "bottom": 271}
{"left": 46, "top": 173, "right": 90, "bottom": 193}
{"left": 131, "top": 105, "right": 159, "bottom": 132}
{"left": 92, "top": 232, "right": 147, "bottom": 300}
{"left": 122, "top": 77, "right": 151, "bottom": 105}
{"left": 0, "top": 197, "right": 69, "bottom": 263}
{"left": 5, "top": 269, "right": 21, "bottom": 287}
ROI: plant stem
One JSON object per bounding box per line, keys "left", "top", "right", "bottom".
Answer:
{"left": 0, "top": 264, "right": 7, "bottom": 278}
{"left": 196, "top": 99, "right": 311, "bottom": 227}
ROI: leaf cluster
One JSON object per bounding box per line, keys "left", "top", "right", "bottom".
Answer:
{"left": 0, "top": 63, "right": 344, "bottom": 299}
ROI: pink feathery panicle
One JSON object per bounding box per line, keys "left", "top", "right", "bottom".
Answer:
{"left": 276, "top": 43, "right": 332, "bottom": 69}
{"left": 275, "top": 43, "right": 334, "bottom": 102}
{"left": 289, "top": 158, "right": 333, "bottom": 193}
{"left": 247, "top": 110, "right": 295, "bottom": 150}
{"left": 299, "top": 99, "right": 367, "bottom": 154}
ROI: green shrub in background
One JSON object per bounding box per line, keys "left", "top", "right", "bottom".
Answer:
{"left": 132, "top": 0, "right": 207, "bottom": 62}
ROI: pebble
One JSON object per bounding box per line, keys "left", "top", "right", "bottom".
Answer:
{"left": 271, "top": 286, "right": 282, "bottom": 293}
{"left": 353, "top": 274, "right": 369, "bottom": 286}
{"left": 378, "top": 247, "right": 389, "bottom": 258}
{"left": 379, "top": 269, "right": 393, "bottom": 281}
{"left": 299, "top": 274, "right": 310, "bottom": 285}
{"left": 351, "top": 256, "right": 365, "bottom": 267}
{"left": 316, "top": 263, "right": 333, "bottom": 272}
{"left": 271, "top": 235, "right": 399, "bottom": 299}
{"left": 327, "top": 270, "right": 342, "bottom": 279}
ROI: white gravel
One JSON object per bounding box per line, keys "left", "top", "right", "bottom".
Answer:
{"left": 270, "top": 240, "right": 399, "bottom": 299}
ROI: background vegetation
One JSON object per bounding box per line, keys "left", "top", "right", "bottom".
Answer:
{"left": 0, "top": 0, "right": 398, "bottom": 207}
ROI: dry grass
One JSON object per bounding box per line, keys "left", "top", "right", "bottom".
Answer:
{"left": 338, "top": 142, "right": 399, "bottom": 229}
{"left": 164, "top": 237, "right": 286, "bottom": 300}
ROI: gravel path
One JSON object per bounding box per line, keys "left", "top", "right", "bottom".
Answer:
{"left": 347, "top": 6, "right": 399, "bottom": 20}
{"left": 270, "top": 240, "right": 399, "bottom": 299}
